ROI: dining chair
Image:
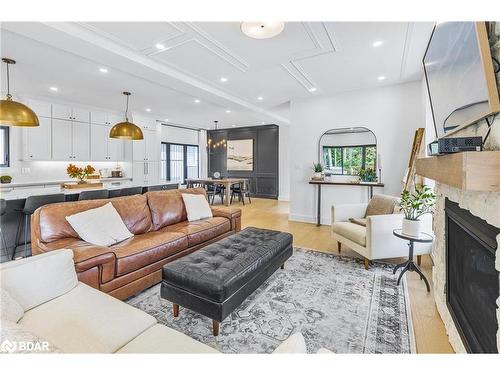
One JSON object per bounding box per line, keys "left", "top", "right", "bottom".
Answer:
{"left": 230, "top": 180, "right": 251, "bottom": 205}
{"left": 205, "top": 183, "right": 225, "bottom": 205}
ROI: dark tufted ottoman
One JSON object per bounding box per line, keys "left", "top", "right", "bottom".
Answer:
{"left": 161, "top": 227, "right": 293, "bottom": 335}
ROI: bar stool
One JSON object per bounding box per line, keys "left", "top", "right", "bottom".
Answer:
{"left": 16, "top": 194, "right": 65, "bottom": 258}
{"left": 0, "top": 199, "right": 8, "bottom": 258}
{"left": 78, "top": 189, "right": 109, "bottom": 201}
{"left": 117, "top": 187, "right": 143, "bottom": 197}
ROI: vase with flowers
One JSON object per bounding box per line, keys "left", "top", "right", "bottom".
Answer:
{"left": 67, "top": 164, "right": 96, "bottom": 184}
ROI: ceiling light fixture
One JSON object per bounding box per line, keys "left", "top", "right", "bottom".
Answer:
{"left": 220, "top": 77, "right": 228, "bottom": 82}
{"left": 257, "top": 96, "right": 263, "bottom": 101}
{"left": 372, "top": 40, "right": 383, "bottom": 47}
{"left": 225, "top": 110, "right": 231, "bottom": 113}
{"left": 232, "top": 125, "right": 236, "bottom": 127}
{"left": 109, "top": 92, "right": 144, "bottom": 140}
{"left": 145, "top": 108, "right": 151, "bottom": 112}
{"left": 155, "top": 43, "right": 165, "bottom": 50}
{"left": 241, "top": 22, "right": 285, "bottom": 39}
{"left": 49, "top": 87, "right": 59, "bottom": 92}
{"left": 261, "top": 121, "right": 265, "bottom": 125}
{"left": 194, "top": 99, "right": 200, "bottom": 103}
{"left": 377, "top": 76, "right": 386, "bottom": 81}
{"left": 0, "top": 58, "right": 39, "bottom": 127}
{"left": 308, "top": 87, "right": 317, "bottom": 92}
{"left": 99, "top": 67, "right": 108, "bottom": 73}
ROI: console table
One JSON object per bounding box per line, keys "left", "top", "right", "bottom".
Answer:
{"left": 308, "top": 180, "right": 385, "bottom": 226}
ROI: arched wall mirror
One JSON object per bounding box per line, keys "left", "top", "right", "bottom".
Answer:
{"left": 318, "top": 127, "right": 378, "bottom": 177}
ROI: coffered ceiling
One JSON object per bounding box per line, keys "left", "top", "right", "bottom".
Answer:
{"left": 0, "top": 21, "right": 433, "bottom": 129}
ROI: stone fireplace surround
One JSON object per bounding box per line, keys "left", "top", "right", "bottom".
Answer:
{"left": 432, "top": 181, "right": 500, "bottom": 353}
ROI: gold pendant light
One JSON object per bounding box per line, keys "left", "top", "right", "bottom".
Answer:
{"left": 109, "top": 91, "right": 144, "bottom": 140}
{"left": 0, "top": 58, "right": 39, "bottom": 127}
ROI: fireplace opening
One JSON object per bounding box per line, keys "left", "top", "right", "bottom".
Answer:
{"left": 445, "top": 198, "right": 500, "bottom": 353}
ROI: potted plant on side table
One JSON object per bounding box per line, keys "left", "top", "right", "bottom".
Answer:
{"left": 400, "top": 184, "right": 436, "bottom": 237}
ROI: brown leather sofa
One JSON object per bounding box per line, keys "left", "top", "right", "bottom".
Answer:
{"left": 31, "top": 188, "right": 241, "bottom": 300}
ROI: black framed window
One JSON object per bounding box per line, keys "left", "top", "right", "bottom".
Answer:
{"left": 161, "top": 142, "right": 199, "bottom": 184}
{"left": 0, "top": 126, "right": 9, "bottom": 167}
{"left": 322, "top": 144, "right": 376, "bottom": 175}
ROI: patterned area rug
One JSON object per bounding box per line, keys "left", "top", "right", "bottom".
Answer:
{"left": 127, "top": 248, "right": 415, "bottom": 353}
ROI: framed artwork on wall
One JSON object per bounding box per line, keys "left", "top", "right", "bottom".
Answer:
{"left": 227, "top": 139, "right": 253, "bottom": 171}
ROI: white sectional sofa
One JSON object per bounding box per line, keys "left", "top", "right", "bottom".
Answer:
{"left": 0, "top": 249, "right": 307, "bottom": 354}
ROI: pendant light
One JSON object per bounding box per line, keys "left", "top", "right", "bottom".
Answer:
{"left": 207, "top": 121, "right": 226, "bottom": 149}
{"left": 109, "top": 91, "right": 144, "bottom": 140}
{"left": 0, "top": 58, "right": 39, "bottom": 127}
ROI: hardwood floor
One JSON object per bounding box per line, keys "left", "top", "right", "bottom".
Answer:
{"left": 222, "top": 197, "right": 454, "bottom": 354}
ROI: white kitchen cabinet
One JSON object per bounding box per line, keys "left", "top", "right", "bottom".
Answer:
{"left": 52, "top": 119, "right": 90, "bottom": 160}
{"left": 90, "top": 123, "right": 123, "bottom": 161}
{"left": 23, "top": 117, "right": 52, "bottom": 160}
{"left": 52, "top": 104, "right": 89, "bottom": 123}
{"left": 52, "top": 119, "right": 73, "bottom": 160}
{"left": 133, "top": 161, "right": 159, "bottom": 185}
{"left": 72, "top": 122, "right": 90, "bottom": 160}
{"left": 90, "top": 111, "right": 122, "bottom": 126}
{"left": 133, "top": 129, "right": 159, "bottom": 162}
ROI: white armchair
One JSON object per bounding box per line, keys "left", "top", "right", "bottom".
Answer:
{"left": 331, "top": 201, "right": 432, "bottom": 269}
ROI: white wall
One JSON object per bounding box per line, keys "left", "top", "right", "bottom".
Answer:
{"left": 289, "top": 81, "right": 424, "bottom": 224}
{"left": 278, "top": 125, "right": 290, "bottom": 201}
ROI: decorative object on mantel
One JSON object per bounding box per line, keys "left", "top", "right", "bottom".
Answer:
{"left": 312, "top": 163, "right": 324, "bottom": 180}
{"left": 66, "top": 164, "right": 96, "bottom": 184}
{"left": 358, "top": 168, "right": 377, "bottom": 183}
{"left": 400, "top": 184, "right": 436, "bottom": 237}
{"left": 415, "top": 151, "right": 500, "bottom": 192}
{"left": 0, "top": 175, "right": 12, "bottom": 184}
{"left": 0, "top": 58, "right": 39, "bottom": 127}
{"left": 109, "top": 92, "right": 144, "bottom": 140}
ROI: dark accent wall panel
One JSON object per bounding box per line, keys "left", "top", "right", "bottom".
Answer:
{"left": 207, "top": 124, "right": 279, "bottom": 199}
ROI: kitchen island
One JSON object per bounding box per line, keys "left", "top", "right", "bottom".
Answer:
{"left": 0, "top": 180, "right": 179, "bottom": 262}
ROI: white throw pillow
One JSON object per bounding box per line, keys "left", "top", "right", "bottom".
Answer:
{"left": 0, "top": 288, "right": 24, "bottom": 323}
{"left": 181, "top": 194, "right": 213, "bottom": 222}
{"left": 272, "top": 332, "right": 308, "bottom": 354}
{"left": 65, "top": 202, "right": 133, "bottom": 246}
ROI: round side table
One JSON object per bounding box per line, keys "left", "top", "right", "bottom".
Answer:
{"left": 392, "top": 229, "right": 433, "bottom": 292}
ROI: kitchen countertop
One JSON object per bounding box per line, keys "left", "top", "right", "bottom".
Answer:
{"left": 0, "top": 177, "right": 133, "bottom": 188}
{"left": 0, "top": 180, "right": 180, "bottom": 200}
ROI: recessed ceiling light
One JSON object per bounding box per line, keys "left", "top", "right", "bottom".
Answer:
{"left": 145, "top": 108, "right": 151, "bottom": 112}
{"left": 225, "top": 110, "right": 231, "bottom": 113}
{"left": 241, "top": 22, "right": 285, "bottom": 39}
{"left": 49, "top": 87, "right": 58, "bottom": 92}
{"left": 261, "top": 121, "right": 265, "bottom": 125}
{"left": 257, "top": 96, "right": 264, "bottom": 101}
{"left": 232, "top": 125, "right": 236, "bottom": 127}
{"left": 372, "top": 40, "right": 383, "bottom": 47}
{"left": 377, "top": 76, "right": 386, "bottom": 81}
{"left": 194, "top": 99, "right": 200, "bottom": 103}
{"left": 155, "top": 43, "right": 165, "bottom": 50}
{"left": 99, "top": 67, "right": 108, "bottom": 73}
{"left": 220, "top": 77, "right": 228, "bottom": 82}
{"left": 308, "top": 87, "right": 317, "bottom": 92}
{"left": 164, "top": 118, "right": 169, "bottom": 122}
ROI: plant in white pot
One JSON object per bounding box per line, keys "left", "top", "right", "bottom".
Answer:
{"left": 312, "top": 163, "right": 324, "bottom": 180}
{"left": 400, "top": 184, "right": 436, "bottom": 237}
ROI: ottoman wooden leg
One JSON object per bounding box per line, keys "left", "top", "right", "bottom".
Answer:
{"left": 212, "top": 320, "right": 220, "bottom": 336}
{"left": 281, "top": 263, "right": 285, "bottom": 269}
{"left": 173, "top": 304, "right": 179, "bottom": 317}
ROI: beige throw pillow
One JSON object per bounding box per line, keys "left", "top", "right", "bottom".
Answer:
{"left": 365, "top": 194, "right": 400, "bottom": 217}
{"left": 182, "top": 194, "right": 213, "bottom": 222}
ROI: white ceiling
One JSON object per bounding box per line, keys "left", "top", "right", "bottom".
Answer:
{"left": 0, "top": 21, "right": 433, "bottom": 129}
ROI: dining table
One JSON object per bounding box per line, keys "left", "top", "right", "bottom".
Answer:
{"left": 186, "top": 178, "right": 248, "bottom": 206}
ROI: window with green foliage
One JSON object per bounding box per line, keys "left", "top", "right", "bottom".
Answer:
{"left": 323, "top": 144, "right": 376, "bottom": 175}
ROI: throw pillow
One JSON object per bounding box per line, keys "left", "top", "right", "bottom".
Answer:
{"left": 0, "top": 288, "right": 24, "bottom": 323}
{"left": 181, "top": 193, "right": 213, "bottom": 222}
{"left": 65, "top": 202, "right": 133, "bottom": 246}
{"left": 365, "top": 194, "right": 400, "bottom": 217}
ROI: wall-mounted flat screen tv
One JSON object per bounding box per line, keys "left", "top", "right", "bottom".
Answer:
{"left": 423, "top": 22, "right": 500, "bottom": 139}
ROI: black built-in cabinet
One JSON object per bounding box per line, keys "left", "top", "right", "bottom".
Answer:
{"left": 207, "top": 124, "right": 279, "bottom": 199}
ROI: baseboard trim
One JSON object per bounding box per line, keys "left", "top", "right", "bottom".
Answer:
{"left": 288, "top": 214, "right": 330, "bottom": 226}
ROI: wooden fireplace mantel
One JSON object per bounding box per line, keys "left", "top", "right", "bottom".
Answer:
{"left": 415, "top": 151, "right": 500, "bottom": 192}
